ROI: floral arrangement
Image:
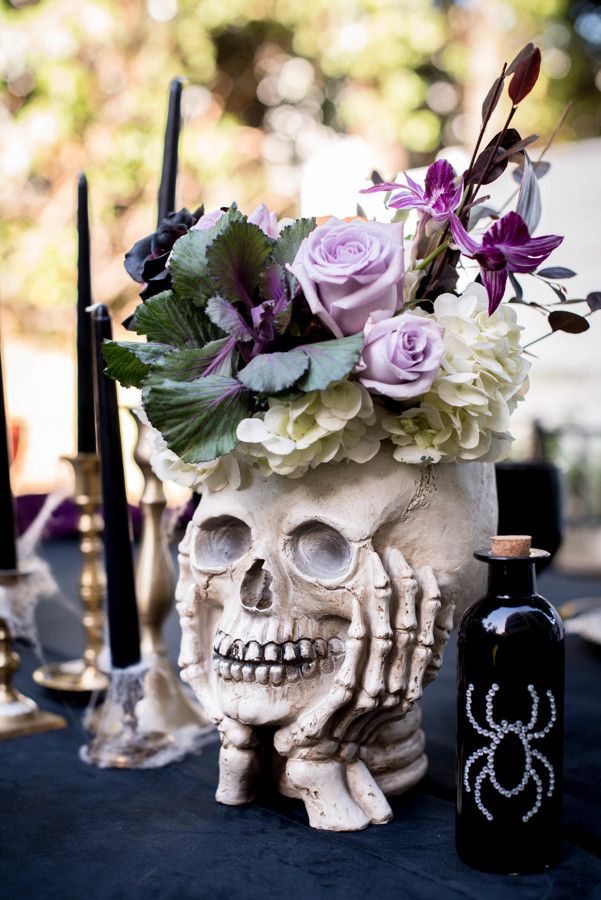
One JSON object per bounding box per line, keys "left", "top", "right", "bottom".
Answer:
{"left": 106, "top": 44, "right": 599, "bottom": 491}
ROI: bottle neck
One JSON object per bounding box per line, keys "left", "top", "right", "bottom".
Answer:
{"left": 487, "top": 559, "right": 536, "bottom": 599}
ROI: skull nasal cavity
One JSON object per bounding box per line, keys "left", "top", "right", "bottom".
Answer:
{"left": 240, "top": 559, "right": 273, "bottom": 612}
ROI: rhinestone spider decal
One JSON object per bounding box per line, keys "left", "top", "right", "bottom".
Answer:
{"left": 463, "top": 682, "right": 556, "bottom": 823}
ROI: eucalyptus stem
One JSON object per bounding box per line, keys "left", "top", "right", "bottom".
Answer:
{"left": 523, "top": 332, "right": 551, "bottom": 350}
{"left": 416, "top": 241, "right": 450, "bottom": 270}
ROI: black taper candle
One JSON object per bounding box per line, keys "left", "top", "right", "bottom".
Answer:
{"left": 0, "top": 336, "right": 17, "bottom": 571}
{"left": 156, "top": 77, "right": 184, "bottom": 226}
{"left": 92, "top": 306, "right": 140, "bottom": 669}
{"left": 77, "top": 173, "right": 96, "bottom": 454}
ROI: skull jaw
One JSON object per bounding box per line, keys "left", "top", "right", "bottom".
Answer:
{"left": 215, "top": 665, "right": 339, "bottom": 727}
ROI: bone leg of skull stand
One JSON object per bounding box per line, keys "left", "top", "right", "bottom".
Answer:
{"left": 345, "top": 758, "right": 393, "bottom": 826}
{"left": 285, "top": 757, "right": 371, "bottom": 832}
{"left": 216, "top": 744, "right": 260, "bottom": 806}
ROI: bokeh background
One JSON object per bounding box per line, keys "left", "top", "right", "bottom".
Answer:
{"left": 1, "top": 0, "right": 600, "bottom": 555}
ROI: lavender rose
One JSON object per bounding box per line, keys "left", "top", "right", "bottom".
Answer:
{"left": 289, "top": 218, "right": 405, "bottom": 337}
{"left": 357, "top": 313, "right": 445, "bottom": 400}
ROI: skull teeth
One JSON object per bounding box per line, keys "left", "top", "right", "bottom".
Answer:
{"left": 213, "top": 632, "right": 344, "bottom": 665}
{"left": 212, "top": 631, "right": 344, "bottom": 686}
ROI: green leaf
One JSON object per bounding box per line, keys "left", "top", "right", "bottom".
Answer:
{"left": 207, "top": 220, "right": 273, "bottom": 306}
{"left": 132, "top": 290, "right": 216, "bottom": 347}
{"left": 152, "top": 340, "right": 234, "bottom": 382}
{"left": 169, "top": 209, "right": 244, "bottom": 305}
{"left": 272, "top": 218, "right": 316, "bottom": 267}
{"left": 272, "top": 217, "right": 316, "bottom": 295}
{"left": 102, "top": 340, "right": 169, "bottom": 388}
{"left": 144, "top": 375, "right": 252, "bottom": 464}
{"left": 297, "top": 333, "right": 364, "bottom": 391}
{"left": 238, "top": 333, "right": 364, "bottom": 394}
{"left": 238, "top": 350, "right": 309, "bottom": 393}
{"left": 206, "top": 295, "right": 251, "bottom": 340}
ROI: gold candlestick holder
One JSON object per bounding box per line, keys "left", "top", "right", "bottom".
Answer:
{"left": 131, "top": 410, "right": 207, "bottom": 730}
{"left": 0, "top": 569, "right": 66, "bottom": 739}
{"left": 33, "top": 453, "right": 108, "bottom": 693}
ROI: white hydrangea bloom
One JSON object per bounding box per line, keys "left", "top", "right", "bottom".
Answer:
{"left": 382, "top": 283, "right": 529, "bottom": 463}
{"left": 236, "top": 380, "right": 382, "bottom": 478}
{"left": 135, "top": 408, "right": 241, "bottom": 492}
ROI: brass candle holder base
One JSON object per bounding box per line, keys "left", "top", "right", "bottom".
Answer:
{"left": 0, "top": 568, "right": 67, "bottom": 740}
{"left": 33, "top": 659, "right": 108, "bottom": 693}
{"left": 33, "top": 453, "right": 108, "bottom": 694}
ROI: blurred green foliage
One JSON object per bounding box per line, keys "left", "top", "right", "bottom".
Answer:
{"left": 0, "top": 0, "right": 598, "bottom": 335}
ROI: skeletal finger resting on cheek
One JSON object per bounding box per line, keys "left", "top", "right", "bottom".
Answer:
{"left": 274, "top": 545, "right": 445, "bottom": 758}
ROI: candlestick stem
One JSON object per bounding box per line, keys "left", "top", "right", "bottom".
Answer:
{"left": 133, "top": 416, "right": 175, "bottom": 656}
{"left": 131, "top": 410, "right": 207, "bottom": 729}
{"left": 33, "top": 454, "right": 108, "bottom": 693}
{"left": 0, "top": 570, "right": 66, "bottom": 739}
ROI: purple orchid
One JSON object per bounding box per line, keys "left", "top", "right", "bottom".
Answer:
{"left": 450, "top": 211, "right": 563, "bottom": 314}
{"left": 361, "top": 160, "right": 463, "bottom": 226}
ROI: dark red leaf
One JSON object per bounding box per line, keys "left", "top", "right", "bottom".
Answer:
{"left": 490, "top": 127, "right": 522, "bottom": 150}
{"left": 548, "top": 310, "right": 590, "bottom": 334}
{"left": 469, "top": 145, "right": 509, "bottom": 185}
{"left": 481, "top": 74, "right": 505, "bottom": 122}
{"left": 468, "top": 130, "right": 517, "bottom": 184}
{"left": 467, "top": 127, "right": 540, "bottom": 187}
{"left": 503, "top": 135, "right": 539, "bottom": 164}
{"left": 587, "top": 291, "right": 601, "bottom": 312}
{"left": 507, "top": 43, "right": 535, "bottom": 76}
{"left": 508, "top": 47, "right": 541, "bottom": 105}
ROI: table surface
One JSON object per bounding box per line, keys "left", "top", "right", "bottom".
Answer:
{"left": 2, "top": 538, "right": 601, "bottom": 900}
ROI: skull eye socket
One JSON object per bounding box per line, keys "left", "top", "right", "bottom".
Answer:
{"left": 292, "top": 521, "right": 351, "bottom": 580}
{"left": 192, "top": 516, "right": 251, "bottom": 569}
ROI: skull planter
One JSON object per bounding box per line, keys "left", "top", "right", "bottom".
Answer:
{"left": 176, "top": 450, "right": 497, "bottom": 831}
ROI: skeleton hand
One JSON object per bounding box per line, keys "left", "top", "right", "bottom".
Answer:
{"left": 275, "top": 545, "right": 450, "bottom": 831}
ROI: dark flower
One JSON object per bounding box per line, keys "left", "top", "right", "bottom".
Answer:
{"left": 124, "top": 207, "right": 202, "bottom": 300}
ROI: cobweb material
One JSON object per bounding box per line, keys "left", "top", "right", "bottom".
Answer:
{"left": 80, "top": 659, "right": 216, "bottom": 769}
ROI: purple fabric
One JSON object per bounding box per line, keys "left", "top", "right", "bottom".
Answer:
{"left": 15, "top": 494, "right": 144, "bottom": 541}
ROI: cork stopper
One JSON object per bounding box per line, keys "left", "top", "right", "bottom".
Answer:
{"left": 490, "top": 535, "right": 531, "bottom": 557}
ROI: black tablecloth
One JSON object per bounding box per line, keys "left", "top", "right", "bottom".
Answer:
{"left": 2, "top": 539, "right": 601, "bottom": 900}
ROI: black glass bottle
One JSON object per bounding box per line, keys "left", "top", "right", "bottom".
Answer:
{"left": 456, "top": 537, "right": 564, "bottom": 874}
